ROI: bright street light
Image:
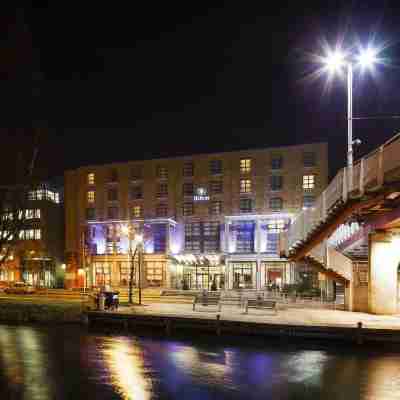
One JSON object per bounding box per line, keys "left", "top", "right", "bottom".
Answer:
{"left": 320, "top": 42, "right": 381, "bottom": 189}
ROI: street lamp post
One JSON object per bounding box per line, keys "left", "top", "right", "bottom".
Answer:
{"left": 322, "top": 45, "right": 379, "bottom": 188}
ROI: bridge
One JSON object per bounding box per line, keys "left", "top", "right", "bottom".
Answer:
{"left": 284, "top": 133, "right": 400, "bottom": 315}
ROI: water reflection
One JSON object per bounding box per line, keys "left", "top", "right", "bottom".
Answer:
{"left": 0, "top": 325, "right": 400, "bottom": 399}
{"left": 100, "top": 337, "right": 152, "bottom": 400}
{"left": 0, "top": 325, "right": 52, "bottom": 399}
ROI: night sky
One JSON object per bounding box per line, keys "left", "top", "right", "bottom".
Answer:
{"left": 2, "top": 1, "right": 400, "bottom": 183}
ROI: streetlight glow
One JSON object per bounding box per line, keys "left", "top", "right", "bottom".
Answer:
{"left": 323, "top": 50, "right": 346, "bottom": 73}
{"left": 357, "top": 47, "right": 378, "bottom": 69}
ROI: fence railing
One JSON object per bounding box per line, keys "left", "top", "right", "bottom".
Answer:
{"left": 285, "top": 132, "right": 400, "bottom": 254}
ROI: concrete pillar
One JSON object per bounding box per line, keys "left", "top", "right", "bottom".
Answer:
{"left": 255, "top": 219, "right": 261, "bottom": 254}
{"left": 368, "top": 232, "right": 400, "bottom": 315}
{"left": 224, "top": 221, "right": 229, "bottom": 253}
{"left": 255, "top": 260, "right": 261, "bottom": 290}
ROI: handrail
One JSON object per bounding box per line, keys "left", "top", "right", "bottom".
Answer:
{"left": 284, "top": 132, "right": 400, "bottom": 255}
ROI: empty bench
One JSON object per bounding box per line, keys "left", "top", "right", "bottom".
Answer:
{"left": 193, "top": 295, "right": 221, "bottom": 311}
{"left": 244, "top": 299, "right": 277, "bottom": 315}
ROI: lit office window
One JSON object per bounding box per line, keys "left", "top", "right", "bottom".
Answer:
{"left": 87, "top": 191, "right": 95, "bottom": 203}
{"left": 303, "top": 175, "right": 315, "bottom": 190}
{"left": 240, "top": 179, "right": 252, "bottom": 193}
{"left": 34, "top": 229, "right": 41, "bottom": 240}
{"left": 240, "top": 158, "right": 251, "bottom": 174}
{"left": 267, "top": 219, "right": 286, "bottom": 233}
{"left": 132, "top": 205, "right": 141, "bottom": 218}
{"left": 183, "top": 202, "right": 194, "bottom": 216}
{"left": 88, "top": 173, "right": 95, "bottom": 185}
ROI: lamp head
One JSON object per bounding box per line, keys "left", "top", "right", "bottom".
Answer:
{"left": 357, "top": 47, "right": 378, "bottom": 69}
{"left": 323, "top": 50, "right": 346, "bottom": 73}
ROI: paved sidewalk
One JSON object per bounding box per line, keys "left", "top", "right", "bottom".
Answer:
{"left": 118, "top": 302, "right": 400, "bottom": 330}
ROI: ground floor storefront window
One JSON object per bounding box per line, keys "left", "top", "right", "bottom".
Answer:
{"left": 180, "top": 265, "right": 225, "bottom": 290}
{"left": 262, "top": 262, "right": 286, "bottom": 290}
{"left": 94, "top": 262, "right": 111, "bottom": 287}
{"left": 231, "top": 262, "right": 254, "bottom": 289}
{"left": 146, "top": 261, "right": 164, "bottom": 287}
{"left": 118, "top": 261, "right": 131, "bottom": 286}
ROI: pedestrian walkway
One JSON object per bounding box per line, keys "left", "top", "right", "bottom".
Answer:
{"left": 119, "top": 302, "right": 400, "bottom": 330}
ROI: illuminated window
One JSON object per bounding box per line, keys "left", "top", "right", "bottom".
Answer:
{"left": 183, "top": 202, "right": 194, "bottom": 216}
{"left": 267, "top": 219, "right": 286, "bottom": 233}
{"left": 240, "top": 179, "right": 252, "bottom": 193}
{"left": 157, "top": 183, "right": 168, "bottom": 198}
{"left": 183, "top": 161, "right": 194, "bottom": 177}
{"left": 239, "top": 198, "right": 253, "bottom": 213}
{"left": 303, "top": 175, "right": 315, "bottom": 190}
{"left": 157, "top": 165, "right": 168, "bottom": 179}
{"left": 88, "top": 173, "right": 95, "bottom": 185}
{"left": 87, "top": 191, "right": 95, "bottom": 203}
{"left": 210, "top": 201, "right": 222, "bottom": 216}
{"left": 156, "top": 203, "right": 168, "bottom": 217}
{"left": 55, "top": 192, "right": 60, "bottom": 204}
{"left": 132, "top": 205, "right": 141, "bottom": 218}
{"left": 210, "top": 159, "right": 222, "bottom": 175}
{"left": 185, "top": 223, "right": 201, "bottom": 252}
{"left": 34, "top": 229, "right": 41, "bottom": 240}
{"left": 270, "top": 175, "right": 283, "bottom": 191}
{"left": 270, "top": 197, "right": 283, "bottom": 211}
{"left": 26, "top": 209, "right": 34, "bottom": 219}
{"left": 240, "top": 158, "right": 251, "bottom": 174}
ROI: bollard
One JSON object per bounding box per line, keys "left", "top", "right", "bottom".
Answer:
{"left": 356, "top": 321, "right": 363, "bottom": 345}
{"left": 216, "top": 314, "right": 221, "bottom": 336}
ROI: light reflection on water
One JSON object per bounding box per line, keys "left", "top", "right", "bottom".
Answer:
{"left": 0, "top": 324, "right": 399, "bottom": 399}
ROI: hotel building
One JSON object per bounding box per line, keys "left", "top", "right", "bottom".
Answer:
{"left": 64, "top": 143, "right": 328, "bottom": 290}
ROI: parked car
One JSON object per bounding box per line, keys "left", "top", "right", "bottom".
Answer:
{"left": 4, "top": 282, "right": 36, "bottom": 295}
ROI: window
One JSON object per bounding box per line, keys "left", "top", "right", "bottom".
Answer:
{"left": 34, "top": 229, "right": 41, "bottom": 240}
{"left": 109, "top": 169, "right": 118, "bottom": 182}
{"left": 270, "top": 197, "right": 283, "bottom": 211}
{"left": 185, "top": 223, "right": 201, "bottom": 252}
{"left": 108, "top": 188, "right": 118, "bottom": 201}
{"left": 240, "top": 158, "right": 251, "bottom": 174}
{"left": 270, "top": 175, "right": 283, "bottom": 191}
{"left": 131, "top": 165, "right": 143, "bottom": 180}
{"left": 183, "top": 161, "right": 194, "bottom": 177}
{"left": 157, "top": 183, "right": 168, "bottom": 198}
{"left": 303, "top": 175, "right": 315, "bottom": 190}
{"left": 303, "top": 152, "right": 316, "bottom": 167}
{"left": 267, "top": 219, "right": 286, "bottom": 233}
{"left": 25, "top": 209, "right": 41, "bottom": 219}
{"left": 303, "top": 195, "right": 315, "bottom": 209}
{"left": 240, "top": 179, "right": 252, "bottom": 194}
{"left": 87, "top": 191, "right": 95, "bottom": 203}
{"left": 86, "top": 208, "right": 95, "bottom": 220}
{"left": 236, "top": 222, "right": 255, "bottom": 253}
{"left": 210, "top": 201, "right": 222, "bottom": 216}
{"left": 210, "top": 180, "right": 223, "bottom": 194}
{"left": 88, "top": 173, "right": 95, "bottom": 185}
{"left": 157, "top": 165, "right": 168, "bottom": 179}
{"left": 203, "top": 222, "right": 220, "bottom": 252}
{"left": 239, "top": 198, "right": 253, "bottom": 213}
{"left": 183, "top": 202, "right": 194, "bottom": 216}
{"left": 130, "top": 185, "right": 142, "bottom": 200}
{"left": 132, "top": 205, "right": 141, "bottom": 218}
{"left": 271, "top": 155, "right": 283, "bottom": 170}
{"left": 107, "top": 207, "right": 119, "bottom": 219}
{"left": 209, "top": 159, "right": 222, "bottom": 175}
{"left": 183, "top": 182, "right": 194, "bottom": 196}
{"left": 153, "top": 224, "right": 166, "bottom": 253}
{"left": 156, "top": 203, "right": 168, "bottom": 217}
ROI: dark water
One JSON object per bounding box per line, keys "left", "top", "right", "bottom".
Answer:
{"left": 0, "top": 325, "right": 399, "bottom": 400}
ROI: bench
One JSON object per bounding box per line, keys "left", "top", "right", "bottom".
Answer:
{"left": 193, "top": 295, "right": 221, "bottom": 311}
{"left": 244, "top": 299, "right": 277, "bottom": 315}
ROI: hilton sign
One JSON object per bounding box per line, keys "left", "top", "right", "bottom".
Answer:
{"left": 193, "top": 187, "right": 210, "bottom": 201}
